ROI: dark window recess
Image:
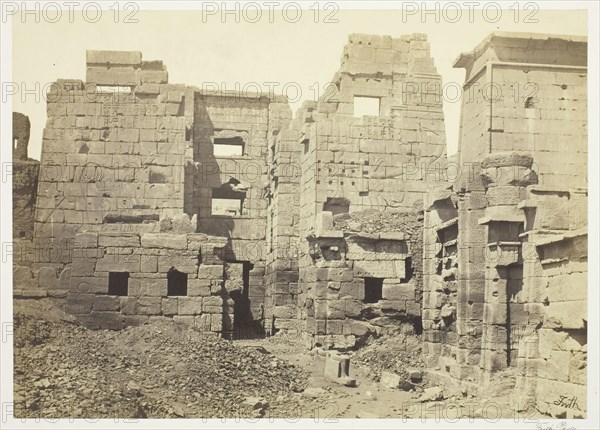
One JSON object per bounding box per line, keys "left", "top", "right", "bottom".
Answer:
{"left": 108, "top": 272, "right": 129, "bottom": 296}
{"left": 323, "top": 197, "right": 350, "bottom": 215}
{"left": 214, "top": 136, "right": 244, "bottom": 156}
{"left": 401, "top": 257, "right": 414, "bottom": 283}
{"left": 363, "top": 277, "right": 383, "bottom": 303}
{"left": 302, "top": 138, "right": 309, "bottom": 154}
{"left": 167, "top": 268, "right": 188, "bottom": 296}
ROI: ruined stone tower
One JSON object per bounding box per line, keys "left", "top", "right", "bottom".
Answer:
{"left": 423, "top": 33, "right": 587, "bottom": 417}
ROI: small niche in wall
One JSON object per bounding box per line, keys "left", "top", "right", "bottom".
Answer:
{"left": 108, "top": 272, "right": 129, "bottom": 296}
{"left": 363, "top": 277, "right": 383, "bottom": 303}
{"left": 354, "top": 96, "right": 380, "bottom": 117}
{"left": 323, "top": 197, "right": 350, "bottom": 215}
{"left": 302, "top": 138, "right": 309, "bottom": 154}
{"left": 401, "top": 257, "right": 414, "bottom": 282}
{"left": 167, "top": 268, "right": 188, "bottom": 296}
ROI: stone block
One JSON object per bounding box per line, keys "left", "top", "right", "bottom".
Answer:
{"left": 66, "top": 293, "right": 94, "bottom": 314}
{"left": 203, "top": 295, "right": 223, "bottom": 308}
{"left": 86, "top": 50, "right": 141, "bottom": 65}
{"left": 140, "top": 255, "right": 158, "bottom": 273}
{"left": 98, "top": 233, "right": 140, "bottom": 247}
{"left": 71, "top": 257, "right": 97, "bottom": 277}
{"left": 158, "top": 255, "right": 198, "bottom": 274}
{"left": 210, "top": 313, "right": 223, "bottom": 332}
{"left": 188, "top": 279, "right": 211, "bottom": 297}
{"left": 339, "top": 280, "right": 364, "bottom": 300}
{"left": 86, "top": 67, "right": 139, "bottom": 86}
{"left": 382, "top": 283, "right": 415, "bottom": 301}
{"left": 380, "top": 371, "right": 402, "bottom": 388}
{"left": 327, "top": 300, "right": 345, "bottom": 319}
{"left": 74, "top": 232, "right": 98, "bottom": 248}
{"left": 544, "top": 301, "right": 586, "bottom": 329}
{"left": 178, "top": 297, "right": 203, "bottom": 315}
{"left": 345, "top": 299, "right": 363, "bottom": 317}
{"left": 93, "top": 295, "right": 121, "bottom": 311}
{"left": 353, "top": 260, "right": 402, "bottom": 278}
{"left": 162, "top": 298, "right": 178, "bottom": 316}
{"left": 95, "top": 254, "right": 140, "bottom": 273}
{"left": 120, "top": 297, "right": 138, "bottom": 315}
{"left": 273, "top": 305, "right": 296, "bottom": 319}
{"left": 141, "top": 233, "right": 188, "bottom": 249}
{"left": 198, "top": 264, "right": 224, "bottom": 279}
{"left": 129, "top": 277, "right": 167, "bottom": 297}
{"left": 70, "top": 276, "right": 108, "bottom": 294}
{"left": 173, "top": 315, "right": 195, "bottom": 328}
{"left": 137, "top": 297, "right": 161, "bottom": 315}
{"left": 195, "top": 314, "right": 212, "bottom": 331}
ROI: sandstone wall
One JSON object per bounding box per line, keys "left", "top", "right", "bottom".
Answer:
{"left": 294, "top": 33, "right": 446, "bottom": 348}
{"left": 423, "top": 33, "right": 588, "bottom": 408}
{"left": 33, "top": 51, "right": 192, "bottom": 276}
{"left": 67, "top": 231, "right": 229, "bottom": 331}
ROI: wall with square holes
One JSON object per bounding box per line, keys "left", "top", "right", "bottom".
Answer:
{"left": 66, "top": 231, "right": 231, "bottom": 332}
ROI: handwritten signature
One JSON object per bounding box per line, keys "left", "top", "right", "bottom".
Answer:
{"left": 553, "top": 395, "right": 581, "bottom": 411}
{"left": 536, "top": 421, "right": 577, "bottom": 430}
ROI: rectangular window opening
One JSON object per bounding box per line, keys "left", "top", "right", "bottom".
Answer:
{"left": 302, "top": 138, "right": 309, "bottom": 154}
{"left": 214, "top": 137, "right": 244, "bottom": 156}
{"left": 363, "top": 277, "right": 383, "bottom": 303}
{"left": 354, "top": 96, "right": 380, "bottom": 117}
{"left": 212, "top": 197, "right": 244, "bottom": 216}
{"left": 167, "top": 269, "right": 188, "bottom": 296}
{"left": 108, "top": 272, "right": 129, "bottom": 296}
{"left": 323, "top": 197, "right": 350, "bottom": 215}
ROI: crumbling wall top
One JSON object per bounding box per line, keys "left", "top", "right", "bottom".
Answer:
{"left": 453, "top": 32, "right": 587, "bottom": 72}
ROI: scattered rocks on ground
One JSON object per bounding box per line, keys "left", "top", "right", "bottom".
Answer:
{"left": 14, "top": 299, "right": 310, "bottom": 418}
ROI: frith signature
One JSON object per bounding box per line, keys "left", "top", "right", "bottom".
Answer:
{"left": 553, "top": 395, "right": 581, "bottom": 410}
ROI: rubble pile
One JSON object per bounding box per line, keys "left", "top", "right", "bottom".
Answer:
{"left": 333, "top": 209, "right": 422, "bottom": 235}
{"left": 354, "top": 333, "right": 423, "bottom": 384}
{"left": 14, "top": 300, "right": 310, "bottom": 418}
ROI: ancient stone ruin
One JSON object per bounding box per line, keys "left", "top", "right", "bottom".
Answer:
{"left": 14, "top": 32, "right": 587, "bottom": 418}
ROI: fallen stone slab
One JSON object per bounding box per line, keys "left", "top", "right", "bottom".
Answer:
{"left": 380, "top": 371, "right": 401, "bottom": 388}
{"left": 418, "top": 386, "right": 444, "bottom": 402}
{"left": 380, "top": 371, "right": 414, "bottom": 391}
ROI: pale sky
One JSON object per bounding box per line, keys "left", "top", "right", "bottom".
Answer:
{"left": 11, "top": 7, "right": 588, "bottom": 160}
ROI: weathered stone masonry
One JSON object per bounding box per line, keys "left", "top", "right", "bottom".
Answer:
{"left": 14, "top": 31, "right": 587, "bottom": 415}
{"left": 423, "top": 33, "right": 587, "bottom": 417}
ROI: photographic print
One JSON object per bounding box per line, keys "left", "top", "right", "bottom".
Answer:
{"left": 1, "top": 1, "right": 597, "bottom": 428}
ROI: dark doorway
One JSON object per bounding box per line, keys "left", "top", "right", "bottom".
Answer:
{"left": 108, "top": 272, "right": 129, "bottom": 296}
{"left": 167, "top": 268, "right": 188, "bottom": 296}
{"left": 228, "top": 262, "right": 264, "bottom": 339}
{"left": 363, "top": 277, "right": 383, "bottom": 303}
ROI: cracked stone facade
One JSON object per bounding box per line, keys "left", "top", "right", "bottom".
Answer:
{"left": 13, "top": 31, "right": 587, "bottom": 416}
